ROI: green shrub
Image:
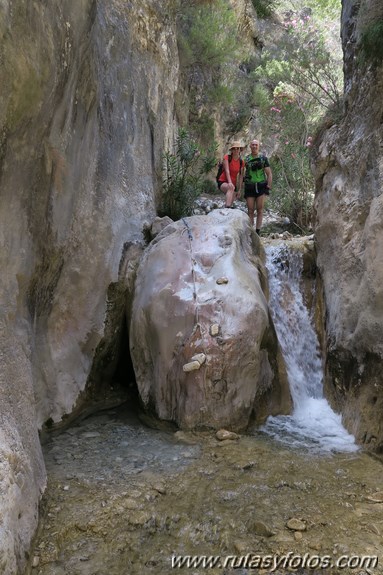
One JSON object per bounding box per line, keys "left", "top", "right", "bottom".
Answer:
{"left": 189, "top": 109, "right": 215, "bottom": 144}
{"left": 268, "top": 145, "right": 314, "bottom": 231}
{"left": 176, "top": 0, "right": 244, "bottom": 137}
{"left": 161, "top": 129, "right": 217, "bottom": 220}
{"left": 360, "top": 20, "right": 383, "bottom": 65}
{"left": 177, "top": 0, "right": 238, "bottom": 70}
{"left": 251, "top": 0, "right": 279, "bottom": 19}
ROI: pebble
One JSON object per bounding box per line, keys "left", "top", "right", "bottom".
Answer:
{"left": 216, "top": 429, "right": 240, "bottom": 441}
{"left": 124, "top": 498, "right": 140, "bottom": 510}
{"left": 210, "top": 324, "right": 220, "bottom": 336}
{"left": 368, "top": 523, "right": 380, "bottom": 535}
{"left": 152, "top": 483, "right": 166, "bottom": 495}
{"left": 183, "top": 360, "right": 201, "bottom": 372}
{"left": 128, "top": 511, "right": 152, "bottom": 526}
{"left": 216, "top": 277, "right": 229, "bottom": 284}
{"left": 366, "top": 491, "right": 383, "bottom": 502}
{"left": 250, "top": 520, "right": 275, "bottom": 537}
{"left": 233, "top": 540, "right": 247, "bottom": 554}
{"left": 286, "top": 517, "right": 306, "bottom": 531}
{"left": 173, "top": 431, "right": 198, "bottom": 445}
{"left": 190, "top": 353, "right": 206, "bottom": 365}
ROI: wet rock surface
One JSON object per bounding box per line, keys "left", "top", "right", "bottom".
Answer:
{"left": 27, "top": 403, "right": 383, "bottom": 575}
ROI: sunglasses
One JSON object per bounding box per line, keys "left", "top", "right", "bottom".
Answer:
{"left": 231, "top": 147, "right": 240, "bottom": 150}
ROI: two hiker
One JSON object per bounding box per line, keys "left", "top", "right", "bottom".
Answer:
{"left": 217, "top": 139, "right": 272, "bottom": 235}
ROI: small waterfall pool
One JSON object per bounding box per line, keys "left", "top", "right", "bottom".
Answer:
{"left": 259, "top": 241, "right": 358, "bottom": 454}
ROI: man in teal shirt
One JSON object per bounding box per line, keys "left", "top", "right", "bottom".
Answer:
{"left": 244, "top": 140, "right": 272, "bottom": 234}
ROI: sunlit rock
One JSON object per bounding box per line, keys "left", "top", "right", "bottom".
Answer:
{"left": 130, "top": 209, "right": 292, "bottom": 431}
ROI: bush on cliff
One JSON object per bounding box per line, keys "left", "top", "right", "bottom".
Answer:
{"left": 161, "top": 128, "right": 217, "bottom": 220}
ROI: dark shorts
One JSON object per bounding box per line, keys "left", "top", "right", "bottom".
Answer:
{"left": 244, "top": 181, "right": 270, "bottom": 198}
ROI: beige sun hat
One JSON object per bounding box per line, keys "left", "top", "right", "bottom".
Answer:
{"left": 229, "top": 140, "right": 245, "bottom": 151}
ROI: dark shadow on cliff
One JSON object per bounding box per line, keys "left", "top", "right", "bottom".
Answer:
{"left": 40, "top": 281, "right": 141, "bottom": 439}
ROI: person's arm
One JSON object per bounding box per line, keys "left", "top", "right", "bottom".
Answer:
{"left": 237, "top": 162, "right": 244, "bottom": 197}
{"left": 223, "top": 155, "right": 232, "bottom": 185}
{"left": 265, "top": 166, "right": 272, "bottom": 189}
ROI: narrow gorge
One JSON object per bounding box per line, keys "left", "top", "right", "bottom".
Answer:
{"left": 0, "top": 0, "right": 382, "bottom": 573}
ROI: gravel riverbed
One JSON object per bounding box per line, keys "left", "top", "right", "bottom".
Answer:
{"left": 26, "top": 402, "right": 383, "bottom": 575}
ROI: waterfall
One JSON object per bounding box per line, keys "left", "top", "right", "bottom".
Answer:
{"left": 260, "top": 241, "right": 358, "bottom": 453}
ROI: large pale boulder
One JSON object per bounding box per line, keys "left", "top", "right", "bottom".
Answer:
{"left": 130, "top": 210, "right": 292, "bottom": 431}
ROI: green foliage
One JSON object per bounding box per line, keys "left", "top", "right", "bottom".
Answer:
{"left": 252, "top": 84, "right": 270, "bottom": 110}
{"left": 269, "top": 144, "right": 314, "bottom": 231}
{"left": 161, "top": 129, "right": 217, "bottom": 220}
{"left": 176, "top": 0, "right": 245, "bottom": 138}
{"left": 207, "top": 83, "right": 233, "bottom": 105}
{"left": 251, "top": 0, "right": 279, "bottom": 19}
{"left": 259, "top": 13, "right": 343, "bottom": 113}
{"left": 177, "top": 0, "right": 238, "bottom": 70}
{"left": 251, "top": 0, "right": 342, "bottom": 228}
{"left": 278, "top": 0, "right": 340, "bottom": 21}
{"left": 360, "top": 20, "right": 383, "bottom": 66}
{"left": 224, "top": 61, "right": 263, "bottom": 133}
{"left": 189, "top": 111, "right": 215, "bottom": 143}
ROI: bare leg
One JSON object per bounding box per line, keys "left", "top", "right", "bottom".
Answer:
{"left": 220, "top": 182, "right": 236, "bottom": 208}
{"left": 255, "top": 194, "right": 266, "bottom": 230}
{"left": 246, "top": 196, "right": 256, "bottom": 226}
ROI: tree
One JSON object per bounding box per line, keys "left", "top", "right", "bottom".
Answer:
{"left": 251, "top": 0, "right": 343, "bottom": 229}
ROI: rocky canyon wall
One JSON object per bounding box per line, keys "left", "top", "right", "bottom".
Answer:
{"left": 0, "top": 1, "right": 179, "bottom": 572}
{"left": 314, "top": 0, "right": 383, "bottom": 452}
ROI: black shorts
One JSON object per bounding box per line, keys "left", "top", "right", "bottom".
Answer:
{"left": 244, "top": 181, "right": 269, "bottom": 198}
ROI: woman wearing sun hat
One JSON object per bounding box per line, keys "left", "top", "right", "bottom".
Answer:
{"left": 217, "top": 140, "right": 245, "bottom": 208}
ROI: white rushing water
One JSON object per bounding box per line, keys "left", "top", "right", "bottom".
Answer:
{"left": 260, "top": 242, "right": 358, "bottom": 454}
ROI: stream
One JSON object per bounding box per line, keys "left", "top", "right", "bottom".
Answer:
{"left": 27, "top": 239, "right": 383, "bottom": 575}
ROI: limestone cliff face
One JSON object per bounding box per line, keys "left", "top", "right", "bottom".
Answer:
{"left": 0, "top": 1, "right": 179, "bottom": 572}
{"left": 314, "top": 0, "right": 383, "bottom": 451}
